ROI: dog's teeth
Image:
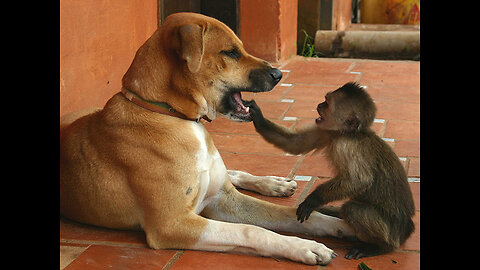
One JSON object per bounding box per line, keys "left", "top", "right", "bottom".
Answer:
{"left": 245, "top": 107, "right": 250, "bottom": 113}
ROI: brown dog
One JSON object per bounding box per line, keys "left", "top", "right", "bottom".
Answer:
{"left": 60, "top": 13, "right": 355, "bottom": 265}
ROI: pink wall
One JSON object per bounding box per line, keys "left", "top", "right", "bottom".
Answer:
{"left": 240, "top": 0, "right": 298, "bottom": 62}
{"left": 60, "top": 0, "right": 298, "bottom": 116}
{"left": 60, "top": 0, "right": 157, "bottom": 116}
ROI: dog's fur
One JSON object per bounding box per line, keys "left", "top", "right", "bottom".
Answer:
{"left": 60, "top": 13, "right": 355, "bottom": 265}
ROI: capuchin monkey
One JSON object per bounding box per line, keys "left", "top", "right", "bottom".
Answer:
{"left": 246, "top": 82, "right": 415, "bottom": 259}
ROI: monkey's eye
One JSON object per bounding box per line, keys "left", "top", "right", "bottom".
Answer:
{"left": 221, "top": 49, "right": 241, "bottom": 60}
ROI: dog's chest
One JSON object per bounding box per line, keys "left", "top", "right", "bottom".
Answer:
{"left": 190, "top": 122, "right": 226, "bottom": 213}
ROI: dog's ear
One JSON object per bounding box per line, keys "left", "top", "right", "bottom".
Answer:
{"left": 178, "top": 24, "right": 205, "bottom": 73}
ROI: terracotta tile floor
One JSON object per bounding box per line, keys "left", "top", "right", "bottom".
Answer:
{"left": 60, "top": 56, "right": 420, "bottom": 269}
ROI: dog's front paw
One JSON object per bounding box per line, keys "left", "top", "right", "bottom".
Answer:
{"left": 256, "top": 176, "right": 297, "bottom": 197}
{"left": 286, "top": 237, "right": 337, "bottom": 265}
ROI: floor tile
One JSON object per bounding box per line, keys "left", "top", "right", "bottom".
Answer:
{"left": 171, "top": 250, "right": 317, "bottom": 270}
{"left": 254, "top": 83, "right": 292, "bottom": 101}
{"left": 220, "top": 152, "right": 300, "bottom": 177}
{"left": 284, "top": 99, "right": 321, "bottom": 119}
{"left": 60, "top": 244, "right": 89, "bottom": 270}
{"left": 394, "top": 139, "right": 420, "bottom": 157}
{"left": 375, "top": 102, "right": 420, "bottom": 121}
{"left": 384, "top": 120, "right": 420, "bottom": 140}
{"left": 295, "top": 153, "right": 336, "bottom": 178}
{"left": 409, "top": 182, "right": 420, "bottom": 211}
{"left": 212, "top": 133, "right": 285, "bottom": 154}
{"left": 371, "top": 121, "right": 385, "bottom": 137}
{"left": 250, "top": 100, "right": 292, "bottom": 120}
{"left": 60, "top": 217, "right": 146, "bottom": 247}
{"left": 64, "top": 245, "right": 176, "bottom": 270}
{"left": 367, "top": 85, "right": 420, "bottom": 104}
{"left": 203, "top": 117, "right": 258, "bottom": 135}
{"left": 314, "top": 248, "right": 420, "bottom": 270}
{"left": 204, "top": 117, "right": 294, "bottom": 136}
{"left": 283, "top": 84, "right": 337, "bottom": 101}
{"left": 351, "top": 61, "right": 420, "bottom": 75}
{"left": 407, "top": 158, "right": 420, "bottom": 177}
{"left": 359, "top": 72, "right": 420, "bottom": 88}
{"left": 282, "top": 57, "right": 355, "bottom": 73}
{"left": 284, "top": 71, "right": 359, "bottom": 85}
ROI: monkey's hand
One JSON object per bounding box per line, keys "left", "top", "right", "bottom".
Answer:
{"left": 296, "top": 196, "right": 323, "bottom": 223}
{"left": 244, "top": 100, "right": 267, "bottom": 128}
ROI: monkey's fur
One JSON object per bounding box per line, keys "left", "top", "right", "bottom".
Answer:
{"left": 247, "top": 82, "right": 415, "bottom": 259}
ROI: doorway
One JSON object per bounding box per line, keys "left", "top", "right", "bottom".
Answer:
{"left": 160, "top": 0, "right": 238, "bottom": 35}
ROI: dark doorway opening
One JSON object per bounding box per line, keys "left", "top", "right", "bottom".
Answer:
{"left": 160, "top": 0, "right": 238, "bottom": 35}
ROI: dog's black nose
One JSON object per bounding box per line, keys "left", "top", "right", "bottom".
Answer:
{"left": 269, "top": 68, "right": 283, "bottom": 83}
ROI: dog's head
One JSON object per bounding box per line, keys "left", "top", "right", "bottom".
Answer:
{"left": 122, "top": 12, "right": 282, "bottom": 122}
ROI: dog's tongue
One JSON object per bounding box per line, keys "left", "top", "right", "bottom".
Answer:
{"left": 232, "top": 92, "right": 249, "bottom": 113}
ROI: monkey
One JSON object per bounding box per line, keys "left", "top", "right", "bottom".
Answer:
{"left": 245, "top": 82, "right": 415, "bottom": 259}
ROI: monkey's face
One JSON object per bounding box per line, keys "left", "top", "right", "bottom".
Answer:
{"left": 316, "top": 90, "right": 356, "bottom": 131}
{"left": 315, "top": 100, "right": 328, "bottom": 125}
{"left": 316, "top": 91, "right": 338, "bottom": 130}
{"left": 316, "top": 83, "right": 376, "bottom": 132}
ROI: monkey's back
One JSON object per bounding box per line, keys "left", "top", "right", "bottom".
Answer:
{"left": 328, "top": 130, "right": 415, "bottom": 219}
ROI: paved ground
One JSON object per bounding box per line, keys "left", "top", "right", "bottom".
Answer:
{"left": 60, "top": 56, "right": 420, "bottom": 269}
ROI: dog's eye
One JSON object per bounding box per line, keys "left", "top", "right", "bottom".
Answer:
{"left": 221, "top": 49, "right": 241, "bottom": 60}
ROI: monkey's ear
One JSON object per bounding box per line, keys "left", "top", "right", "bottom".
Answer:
{"left": 178, "top": 23, "right": 206, "bottom": 73}
{"left": 344, "top": 113, "right": 360, "bottom": 131}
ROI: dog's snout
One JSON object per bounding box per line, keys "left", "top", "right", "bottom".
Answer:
{"left": 269, "top": 68, "right": 283, "bottom": 83}
{"left": 248, "top": 67, "right": 283, "bottom": 92}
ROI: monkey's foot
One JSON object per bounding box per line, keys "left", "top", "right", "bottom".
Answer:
{"left": 345, "top": 243, "right": 386, "bottom": 260}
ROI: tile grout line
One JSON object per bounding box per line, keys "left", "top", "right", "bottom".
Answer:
{"left": 397, "top": 249, "right": 420, "bottom": 254}
{"left": 279, "top": 101, "right": 295, "bottom": 121}
{"left": 60, "top": 243, "right": 91, "bottom": 270}
{"left": 345, "top": 61, "right": 357, "bottom": 73}
{"left": 279, "top": 82, "right": 294, "bottom": 100}
{"left": 162, "top": 250, "right": 185, "bottom": 270}
{"left": 380, "top": 119, "right": 388, "bottom": 138}
{"left": 287, "top": 154, "right": 307, "bottom": 179}
{"left": 279, "top": 68, "right": 292, "bottom": 83}
{"left": 295, "top": 176, "right": 318, "bottom": 207}
{"left": 60, "top": 238, "right": 147, "bottom": 248}
{"left": 403, "top": 157, "right": 411, "bottom": 178}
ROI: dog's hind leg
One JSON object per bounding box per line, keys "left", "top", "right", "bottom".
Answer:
{"left": 144, "top": 210, "right": 336, "bottom": 265}
{"left": 227, "top": 170, "right": 297, "bottom": 197}
{"left": 201, "top": 180, "right": 356, "bottom": 240}
{"left": 192, "top": 217, "right": 337, "bottom": 265}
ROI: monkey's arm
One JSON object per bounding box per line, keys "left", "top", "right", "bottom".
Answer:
{"left": 248, "top": 100, "right": 329, "bottom": 155}
{"left": 297, "top": 175, "right": 373, "bottom": 222}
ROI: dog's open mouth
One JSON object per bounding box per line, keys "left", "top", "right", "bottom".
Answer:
{"left": 231, "top": 92, "right": 250, "bottom": 115}
{"left": 224, "top": 91, "right": 252, "bottom": 121}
